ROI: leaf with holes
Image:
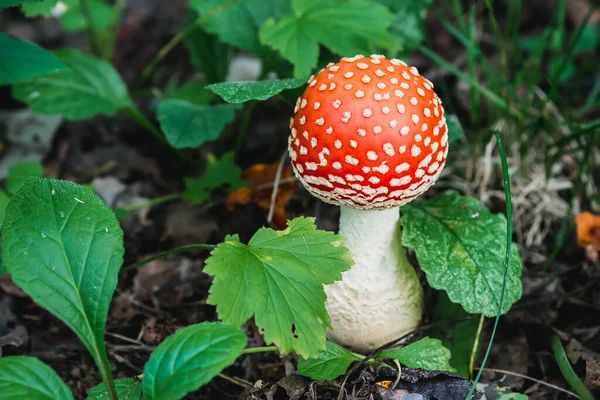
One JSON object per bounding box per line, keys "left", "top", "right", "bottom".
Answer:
{"left": 0, "top": 33, "right": 67, "bottom": 85}
{"left": 297, "top": 340, "right": 362, "bottom": 380}
{"left": 377, "top": 337, "right": 456, "bottom": 372}
{"left": 401, "top": 193, "right": 523, "bottom": 316}
{"left": 1, "top": 177, "right": 124, "bottom": 389}
{"left": 142, "top": 322, "right": 246, "bottom": 400}
{"left": 0, "top": 356, "right": 74, "bottom": 399}
{"left": 157, "top": 100, "right": 241, "bottom": 149}
{"left": 259, "top": 0, "right": 395, "bottom": 77}
{"left": 86, "top": 378, "right": 142, "bottom": 400}
{"left": 204, "top": 217, "right": 353, "bottom": 358}
{"left": 206, "top": 78, "right": 306, "bottom": 103}
{"left": 12, "top": 48, "right": 133, "bottom": 120}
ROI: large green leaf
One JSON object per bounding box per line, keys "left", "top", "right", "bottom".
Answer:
{"left": 204, "top": 217, "right": 353, "bottom": 358}
{"left": 86, "top": 378, "right": 142, "bottom": 400}
{"left": 297, "top": 341, "right": 362, "bottom": 380}
{"left": 0, "top": 34, "right": 67, "bottom": 85}
{"left": 157, "top": 100, "right": 241, "bottom": 149}
{"left": 377, "top": 337, "right": 455, "bottom": 372}
{"left": 12, "top": 48, "right": 132, "bottom": 120}
{"left": 0, "top": 356, "right": 74, "bottom": 400}
{"left": 59, "top": 0, "right": 117, "bottom": 33}
{"left": 183, "top": 152, "right": 247, "bottom": 203}
{"left": 142, "top": 322, "right": 247, "bottom": 400}
{"left": 401, "top": 193, "right": 523, "bottom": 316}
{"left": 206, "top": 78, "right": 306, "bottom": 103}
{"left": 6, "top": 161, "right": 44, "bottom": 194}
{"left": 2, "top": 177, "right": 124, "bottom": 389}
{"left": 259, "top": 0, "right": 395, "bottom": 77}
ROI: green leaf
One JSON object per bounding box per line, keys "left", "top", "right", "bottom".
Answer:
{"left": 206, "top": 78, "right": 306, "bottom": 103}
{"left": 0, "top": 0, "right": 41, "bottom": 8}
{"left": 259, "top": 0, "right": 395, "bottom": 77}
{"left": 204, "top": 217, "right": 353, "bottom": 358}
{"left": 6, "top": 161, "right": 44, "bottom": 194}
{"left": 0, "top": 356, "right": 74, "bottom": 399}
{"left": 164, "top": 79, "right": 215, "bottom": 106}
{"left": 142, "top": 322, "right": 247, "bottom": 400}
{"left": 157, "top": 100, "right": 241, "bottom": 149}
{"left": 59, "top": 0, "right": 116, "bottom": 33}
{"left": 2, "top": 177, "right": 125, "bottom": 388}
{"left": 373, "top": 0, "right": 432, "bottom": 54}
{"left": 297, "top": 340, "right": 362, "bottom": 380}
{"left": 0, "top": 190, "right": 11, "bottom": 230}
{"left": 183, "top": 152, "right": 247, "bottom": 203}
{"left": 0, "top": 33, "right": 67, "bottom": 85}
{"left": 12, "top": 48, "right": 132, "bottom": 120}
{"left": 377, "top": 337, "right": 455, "bottom": 372}
{"left": 401, "top": 193, "right": 523, "bottom": 316}
{"left": 446, "top": 114, "right": 464, "bottom": 144}
{"left": 20, "top": 0, "right": 59, "bottom": 16}
{"left": 574, "top": 24, "right": 598, "bottom": 53}
{"left": 86, "top": 378, "right": 142, "bottom": 400}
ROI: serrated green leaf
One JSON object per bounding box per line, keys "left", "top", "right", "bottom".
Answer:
{"left": 157, "top": 100, "right": 241, "bottom": 149}
{"left": 206, "top": 78, "right": 306, "bottom": 103}
{"left": 446, "top": 114, "right": 464, "bottom": 144}
{"left": 297, "top": 340, "right": 362, "bottom": 380}
{"left": 204, "top": 217, "right": 353, "bottom": 358}
{"left": 164, "top": 79, "right": 215, "bottom": 106}
{"left": 6, "top": 161, "right": 44, "bottom": 194}
{"left": 183, "top": 152, "right": 247, "bottom": 203}
{"left": 142, "top": 322, "right": 247, "bottom": 400}
{"left": 377, "top": 337, "right": 455, "bottom": 372}
{"left": 2, "top": 177, "right": 124, "bottom": 389}
{"left": 0, "top": 33, "right": 67, "bottom": 85}
{"left": 259, "top": 0, "right": 395, "bottom": 77}
{"left": 12, "top": 48, "right": 132, "bottom": 120}
{"left": 401, "top": 193, "right": 523, "bottom": 316}
{"left": 86, "top": 378, "right": 142, "bottom": 400}
{"left": 59, "top": 0, "right": 116, "bottom": 33}
{"left": 0, "top": 356, "right": 74, "bottom": 399}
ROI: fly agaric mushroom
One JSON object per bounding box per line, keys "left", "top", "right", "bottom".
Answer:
{"left": 287, "top": 54, "right": 448, "bottom": 352}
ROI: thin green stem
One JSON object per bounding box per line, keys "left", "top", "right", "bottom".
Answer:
{"left": 104, "top": 0, "right": 126, "bottom": 60}
{"left": 79, "top": 0, "right": 103, "bottom": 57}
{"left": 550, "top": 335, "right": 595, "bottom": 400}
{"left": 117, "top": 192, "right": 182, "bottom": 213}
{"left": 465, "top": 131, "right": 513, "bottom": 399}
{"left": 122, "top": 244, "right": 216, "bottom": 272}
{"left": 468, "top": 314, "right": 485, "bottom": 380}
{"left": 125, "top": 106, "right": 165, "bottom": 142}
{"left": 138, "top": 0, "right": 242, "bottom": 85}
{"left": 241, "top": 346, "right": 278, "bottom": 354}
{"left": 420, "top": 47, "right": 524, "bottom": 120}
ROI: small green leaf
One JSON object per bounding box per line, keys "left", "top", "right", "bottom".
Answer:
{"left": 0, "top": 33, "right": 67, "bottom": 85}
{"left": 157, "top": 100, "right": 241, "bottom": 149}
{"left": 12, "top": 48, "right": 132, "bottom": 120}
{"left": 204, "top": 217, "right": 353, "bottom": 358}
{"left": 446, "top": 114, "right": 464, "bottom": 144}
{"left": 6, "top": 161, "right": 44, "bottom": 194}
{"left": 206, "top": 78, "right": 306, "bottom": 103}
{"left": 142, "top": 322, "right": 247, "bottom": 400}
{"left": 0, "top": 356, "right": 74, "bottom": 399}
{"left": 297, "top": 341, "right": 362, "bottom": 380}
{"left": 164, "top": 79, "right": 215, "bottom": 106}
{"left": 86, "top": 378, "right": 142, "bottom": 400}
{"left": 2, "top": 177, "right": 125, "bottom": 388}
{"left": 401, "top": 193, "right": 523, "bottom": 316}
{"left": 373, "top": 0, "right": 432, "bottom": 53}
{"left": 259, "top": 0, "right": 395, "bottom": 77}
{"left": 183, "top": 152, "right": 247, "bottom": 203}
{"left": 377, "top": 337, "right": 455, "bottom": 372}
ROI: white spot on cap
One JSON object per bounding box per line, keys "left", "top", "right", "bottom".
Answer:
{"left": 345, "top": 155, "right": 359, "bottom": 165}
{"left": 362, "top": 166, "right": 371, "bottom": 173}
{"left": 424, "top": 137, "right": 431, "bottom": 146}
{"left": 433, "top": 126, "right": 440, "bottom": 136}
{"left": 411, "top": 145, "right": 422, "bottom": 157}
{"left": 434, "top": 107, "right": 440, "bottom": 117}
{"left": 332, "top": 99, "right": 342, "bottom": 109}
{"left": 431, "top": 142, "right": 439, "bottom": 152}
{"left": 397, "top": 104, "right": 406, "bottom": 113}
{"left": 390, "top": 77, "right": 398, "bottom": 84}
{"left": 402, "top": 71, "right": 411, "bottom": 80}
{"left": 374, "top": 126, "right": 382, "bottom": 134}
{"left": 382, "top": 106, "right": 390, "bottom": 114}
{"left": 319, "top": 84, "right": 327, "bottom": 91}
{"left": 400, "top": 126, "right": 410, "bottom": 135}
{"left": 303, "top": 130, "right": 309, "bottom": 139}
{"left": 369, "top": 176, "right": 380, "bottom": 184}
{"left": 326, "top": 126, "right": 333, "bottom": 134}
{"left": 423, "top": 81, "right": 432, "bottom": 90}
{"left": 428, "top": 162, "right": 440, "bottom": 174}
{"left": 305, "top": 162, "right": 318, "bottom": 171}
{"left": 357, "top": 128, "right": 367, "bottom": 137}
{"left": 383, "top": 143, "right": 395, "bottom": 156}
{"left": 410, "top": 97, "right": 418, "bottom": 106}
{"left": 417, "top": 88, "right": 425, "bottom": 97}
{"left": 296, "top": 164, "right": 304, "bottom": 173}
{"left": 300, "top": 146, "right": 308, "bottom": 155}
{"left": 394, "top": 89, "right": 404, "bottom": 98}
{"left": 361, "top": 75, "right": 371, "bottom": 83}
{"left": 411, "top": 114, "right": 420, "bottom": 124}
{"left": 373, "top": 163, "right": 389, "bottom": 174}
{"left": 367, "top": 151, "right": 378, "bottom": 160}
{"left": 415, "top": 134, "right": 422, "bottom": 142}
{"left": 344, "top": 71, "right": 354, "bottom": 78}
{"left": 357, "top": 63, "right": 369, "bottom": 69}
{"left": 300, "top": 99, "right": 307, "bottom": 108}
{"left": 314, "top": 102, "right": 320, "bottom": 110}
{"left": 377, "top": 82, "right": 386, "bottom": 89}
{"left": 329, "top": 82, "right": 336, "bottom": 90}
{"left": 333, "top": 162, "right": 342, "bottom": 170}
{"left": 363, "top": 108, "right": 373, "bottom": 117}
{"left": 329, "top": 65, "right": 340, "bottom": 72}
{"left": 300, "top": 116, "right": 306, "bottom": 125}
{"left": 316, "top": 117, "right": 324, "bottom": 126}
{"left": 410, "top": 66, "right": 419, "bottom": 76}
{"left": 387, "top": 66, "right": 395, "bottom": 72}
{"left": 374, "top": 93, "right": 383, "bottom": 101}
{"left": 375, "top": 69, "right": 385, "bottom": 77}
{"left": 390, "top": 58, "right": 401, "bottom": 65}
{"left": 309, "top": 79, "right": 317, "bottom": 87}
{"left": 311, "top": 137, "right": 317, "bottom": 148}
{"left": 400, "top": 82, "right": 410, "bottom": 89}
{"left": 342, "top": 111, "right": 352, "bottom": 123}
{"left": 345, "top": 83, "right": 353, "bottom": 90}
{"left": 355, "top": 90, "right": 365, "bottom": 98}
{"left": 424, "top": 108, "right": 431, "bottom": 117}
{"left": 350, "top": 140, "right": 358, "bottom": 148}
{"left": 389, "top": 120, "right": 398, "bottom": 128}
{"left": 415, "top": 169, "right": 425, "bottom": 178}
{"left": 395, "top": 162, "right": 410, "bottom": 173}
{"left": 334, "top": 140, "right": 342, "bottom": 149}
{"left": 422, "top": 123, "right": 428, "bottom": 131}
{"left": 399, "top": 145, "right": 407, "bottom": 154}
{"left": 391, "top": 176, "right": 411, "bottom": 186}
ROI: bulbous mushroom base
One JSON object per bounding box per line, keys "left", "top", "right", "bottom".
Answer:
{"left": 325, "top": 207, "right": 424, "bottom": 353}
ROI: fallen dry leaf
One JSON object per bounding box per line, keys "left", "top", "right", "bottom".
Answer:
{"left": 575, "top": 211, "right": 600, "bottom": 261}
{"left": 226, "top": 162, "right": 295, "bottom": 229}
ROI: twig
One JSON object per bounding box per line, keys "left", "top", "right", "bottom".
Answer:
{"left": 469, "top": 314, "right": 486, "bottom": 379}
{"left": 474, "top": 367, "right": 580, "bottom": 399}
{"left": 121, "top": 244, "right": 216, "bottom": 272}
{"left": 218, "top": 373, "right": 252, "bottom": 388}
{"left": 266, "top": 150, "right": 289, "bottom": 226}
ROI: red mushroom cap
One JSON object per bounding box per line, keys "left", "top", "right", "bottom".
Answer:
{"left": 288, "top": 54, "right": 449, "bottom": 210}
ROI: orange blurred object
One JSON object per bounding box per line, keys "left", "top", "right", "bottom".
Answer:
{"left": 575, "top": 211, "right": 600, "bottom": 261}
{"left": 226, "top": 162, "right": 295, "bottom": 229}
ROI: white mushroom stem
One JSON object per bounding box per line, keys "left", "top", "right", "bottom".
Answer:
{"left": 324, "top": 206, "right": 424, "bottom": 353}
